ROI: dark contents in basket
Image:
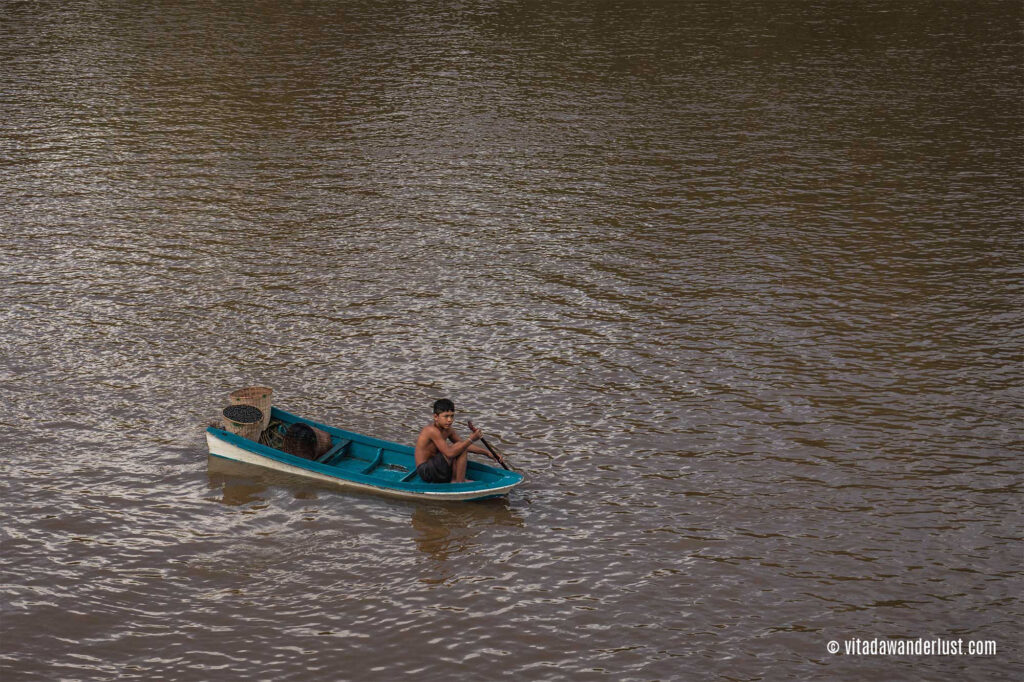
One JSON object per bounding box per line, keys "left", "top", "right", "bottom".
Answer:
{"left": 282, "top": 422, "right": 318, "bottom": 460}
{"left": 223, "top": 404, "right": 263, "bottom": 424}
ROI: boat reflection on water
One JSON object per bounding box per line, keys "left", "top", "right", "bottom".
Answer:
{"left": 207, "top": 454, "right": 526, "bottom": 554}
{"left": 409, "top": 500, "right": 524, "bottom": 561}
{"left": 206, "top": 455, "right": 318, "bottom": 506}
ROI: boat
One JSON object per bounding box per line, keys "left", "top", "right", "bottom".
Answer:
{"left": 205, "top": 406, "right": 524, "bottom": 501}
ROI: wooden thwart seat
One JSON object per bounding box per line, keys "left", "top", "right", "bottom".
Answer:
{"left": 361, "top": 448, "right": 384, "bottom": 474}
{"left": 316, "top": 439, "right": 351, "bottom": 465}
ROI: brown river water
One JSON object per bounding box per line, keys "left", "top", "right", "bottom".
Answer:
{"left": 1, "top": 1, "right": 1021, "bottom": 680}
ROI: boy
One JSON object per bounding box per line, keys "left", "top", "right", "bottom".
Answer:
{"left": 414, "top": 399, "right": 487, "bottom": 483}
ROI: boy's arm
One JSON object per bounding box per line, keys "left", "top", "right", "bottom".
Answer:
{"left": 414, "top": 426, "right": 437, "bottom": 466}
{"left": 432, "top": 427, "right": 481, "bottom": 460}
{"left": 448, "top": 427, "right": 491, "bottom": 457}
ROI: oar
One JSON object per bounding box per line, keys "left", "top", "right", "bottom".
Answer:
{"left": 466, "top": 419, "right": 512, "bottom": 471}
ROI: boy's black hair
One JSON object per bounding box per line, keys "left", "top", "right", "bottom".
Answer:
{"left": 433, "top": 398, "right": 455, "bottom": 414}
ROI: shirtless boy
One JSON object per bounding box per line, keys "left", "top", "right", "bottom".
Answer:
{"left": 414, "top": 399, "right": 488, "bottom": 483}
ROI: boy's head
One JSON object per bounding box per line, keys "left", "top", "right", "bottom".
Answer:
{"left": 432, "top": 398, "right": 455, "bottom": 415}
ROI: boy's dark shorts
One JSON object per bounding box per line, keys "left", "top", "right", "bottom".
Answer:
{"left": 416, "top": 453, "right": 453, "bottom": 483}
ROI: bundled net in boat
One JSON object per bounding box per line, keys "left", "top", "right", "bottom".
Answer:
{"left": 259, "top": 419, "right": 287, "bottom": 449}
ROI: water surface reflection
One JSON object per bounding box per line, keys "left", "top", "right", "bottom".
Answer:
{"left": 3, "top": 0, "right": 1021, "bottom": 679}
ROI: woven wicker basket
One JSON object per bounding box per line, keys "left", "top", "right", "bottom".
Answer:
{"left": 222, "top": 405, "right": 264, "bottom": 441}
{"left": 282, "top": 423, "right": 333, "bottom": 460}
{"left": 229, "top": 386, "right": 273, "bottom": 432}
{"left": 310, "top": 426, "right": 332, "bottom": 457}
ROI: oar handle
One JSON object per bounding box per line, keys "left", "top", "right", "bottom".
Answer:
{"left": 467, "top": 420, "right": 512, "bottom": 471}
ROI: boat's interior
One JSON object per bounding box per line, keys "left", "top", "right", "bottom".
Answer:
{"left": 252, "top": 412, "right": 507, "bottom": 486}
{"left": 261, "top": 417, "right": 423, "bottom": 483}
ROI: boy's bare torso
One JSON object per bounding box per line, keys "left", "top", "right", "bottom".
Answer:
{"left": 414, "top": 424, "right": 457, "bottom": 467}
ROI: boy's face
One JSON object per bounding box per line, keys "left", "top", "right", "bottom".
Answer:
{"left": 434, "top": 410, "right": 455, "bottom": 430}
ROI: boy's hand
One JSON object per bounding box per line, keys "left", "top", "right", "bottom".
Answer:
{"left": 468, "top": 427, "right": 483, "bottom": 442}
{"left": 465, "top": 419, "right": 512, "bottom": 470}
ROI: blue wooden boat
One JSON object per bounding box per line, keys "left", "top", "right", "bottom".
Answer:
{"left": 205, "top": 407, "right": 524, "bottom": 501}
